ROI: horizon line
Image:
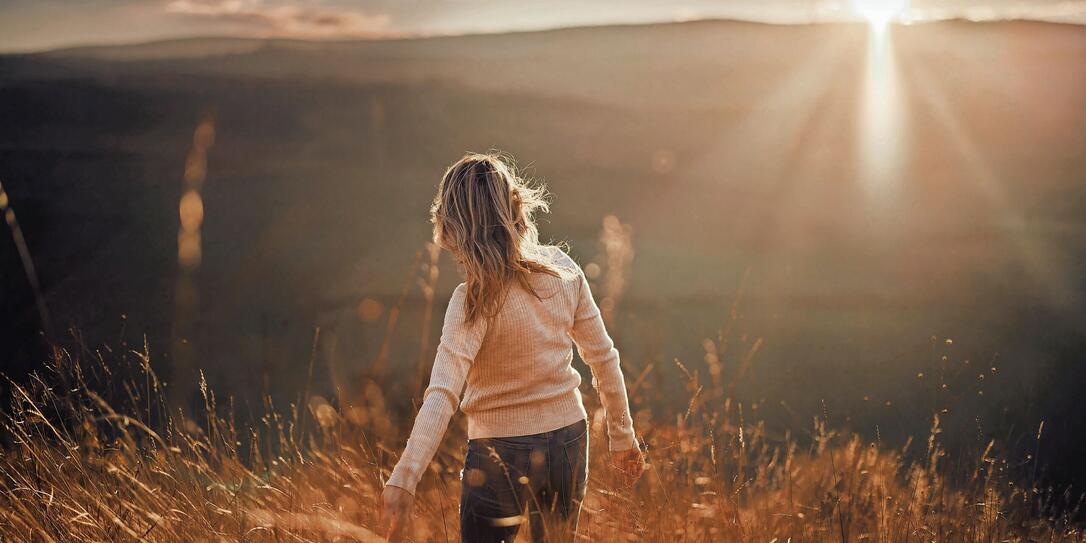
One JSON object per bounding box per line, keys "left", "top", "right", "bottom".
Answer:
{"left": 5, "top": 13, "right": 1084, "bottom": 56}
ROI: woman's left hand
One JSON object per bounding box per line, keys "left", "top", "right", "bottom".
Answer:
{"left": 380, "top": 484, "right": 414, "bottom": 541}
{"left": 611, "top": 446, "right": 646, "bottom": 486}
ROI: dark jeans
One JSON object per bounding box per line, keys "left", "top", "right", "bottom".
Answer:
{"left": 460, "top": 418, "right": 589, "bottom": 543}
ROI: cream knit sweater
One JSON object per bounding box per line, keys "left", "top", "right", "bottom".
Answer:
{"left": 385, "top": 246, "right": 638, "bottom": 495}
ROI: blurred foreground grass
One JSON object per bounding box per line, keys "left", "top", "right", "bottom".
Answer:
{"left": 1, "top": 331, "right": 1081, "bottom": 542}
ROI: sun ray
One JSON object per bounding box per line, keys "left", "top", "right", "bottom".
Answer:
{"left": 856, "top": 20, "right": 908, "bottom": 205}
{"left": 906, "top": 58, "right": 1076, "bottom": 307}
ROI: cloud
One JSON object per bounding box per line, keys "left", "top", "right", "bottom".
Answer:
{"left": 165, "top": 0, "right": 392, "bottom": 38}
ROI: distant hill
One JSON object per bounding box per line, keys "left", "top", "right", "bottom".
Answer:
{"left": 20, "top": 20, "right": 859, "bottom": 111}
{"left": 41, "top": 36, "right": 268, "bottom": 61}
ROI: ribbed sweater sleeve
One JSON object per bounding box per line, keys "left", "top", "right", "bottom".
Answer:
{"left": 569, "top": 267, "right": 639, "bottom": 452}
{"left": 385, "top": 284, "right": 487, "bottom": 495}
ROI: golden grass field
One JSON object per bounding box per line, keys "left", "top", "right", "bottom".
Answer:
{"left": 2, "top": 235, "right": 1082, "bottom": 542}
{"left": 2, "top": 335, "right": 1082, "bottom": 542}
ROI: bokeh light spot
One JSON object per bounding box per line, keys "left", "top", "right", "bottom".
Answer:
{"left": 357, "top": 297, "right": 384, "bottom": 322}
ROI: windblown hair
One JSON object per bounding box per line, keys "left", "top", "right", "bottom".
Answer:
{"left": 431, "top": 152, "right": 565, "bottom": 324}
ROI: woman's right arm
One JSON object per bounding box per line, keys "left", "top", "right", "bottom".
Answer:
{"left": 568, "top": 266, "right": 639, "bottom": 452}
{"left": 385, "top": 284, "right": 487, "bottom": 495}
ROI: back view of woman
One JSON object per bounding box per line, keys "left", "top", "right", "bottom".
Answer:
{"left": 380, "top": 152, "right": 645, "bottom": 542}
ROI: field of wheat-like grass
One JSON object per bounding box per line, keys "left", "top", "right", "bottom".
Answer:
{"left": 1, "top": 331, "right": 1081, "bottom": 543}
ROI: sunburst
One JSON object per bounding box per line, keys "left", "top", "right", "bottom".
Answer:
{"left": 852, "top": 0, "right": 908, "bottom": 31}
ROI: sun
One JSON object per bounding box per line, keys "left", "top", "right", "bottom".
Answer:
{"left": 852, "top": 0, "right": 908, "bottom": 29}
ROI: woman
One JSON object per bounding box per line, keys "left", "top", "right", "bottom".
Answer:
{"left": 380, "top": 152, "right": 645, "bottom": 542}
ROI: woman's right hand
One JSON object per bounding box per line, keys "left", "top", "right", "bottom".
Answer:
{"left": 610, "top": 446, "right": 646, "bottom": 486}
{"left": 379, "top": 484, "right": 414, "bottom": 541}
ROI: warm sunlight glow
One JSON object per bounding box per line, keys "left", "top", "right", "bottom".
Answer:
{"left": 856, "top": 0, "right": 908, "bottom": 204}
{"left": 853, "top": 0, "right": 908, "bottom": 31}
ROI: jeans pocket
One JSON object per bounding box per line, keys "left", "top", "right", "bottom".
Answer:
{"left": 562, "top": 419, "right": 589, "bottom": 447}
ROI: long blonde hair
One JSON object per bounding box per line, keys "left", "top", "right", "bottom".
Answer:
{"left": 431, "top": 152, "right": 562, "bottom": 324}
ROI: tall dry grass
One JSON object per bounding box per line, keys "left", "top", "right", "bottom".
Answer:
{"left": 1, "top": 218, "right": 1082, "bottom": 542}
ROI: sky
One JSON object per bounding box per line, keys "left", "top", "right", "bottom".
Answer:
{"left": 0, "top": 0, "right": 1084, "bottom": 53}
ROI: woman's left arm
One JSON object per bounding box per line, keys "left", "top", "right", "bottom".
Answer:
{"left": 385, "top": 283, "right": 488, "bottom": 495}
